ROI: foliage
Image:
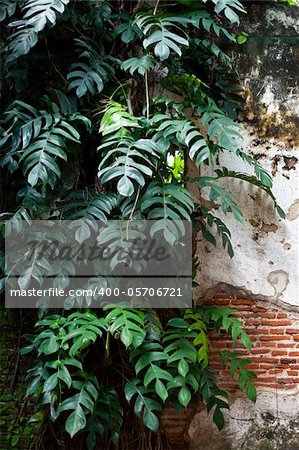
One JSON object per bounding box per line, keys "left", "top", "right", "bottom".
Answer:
{"left": 21, "top": 306, "right": 254, "bottom": 442}
{"left": 0, "top": 0, "right": 288, "bottom": 447}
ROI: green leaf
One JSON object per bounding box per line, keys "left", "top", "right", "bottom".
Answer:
{"left": 5, "top": 0, "right": 69, "bottom": 62}
{"left": 141, "top": 181, "right": 193, "bottom": 243}
{"left": 121, "top": 56, "right": 155, "bottom": 76}
{"left": 58, "top": 364, "right": 72, "bottom": 388}
{"left": 98, "top": 116, "right": 160, "bottom": 196}
{"left": 115, "top": 13, "right": 141, "bottom": 43}
{"left": 199, "top": 178, "right": 243, "bottom": 223}
{"left": 0, "top": 1, "right": 17, "bottom": 22}
{"left": 178, "top": 386, "right": 191, "bottom": 407}
{"left": 135, "top": 14, "right": 192, "bottom": 61}
{"left": 63, "top": 191, "right": 117, "bottom": 221}
{"left": 68, "top": 63, "right": 104, "bottom": 97}
{"left": 236, "top": 34, "right": 248, "bottom": 44}
{"left": 213, "top": 0, "right": 245, "bottom": 25}
{"left": 43, "top": 372, "right": 58, "bottom": 392}
{"left": 199, "top": 107, "right": 242, "bottom": 152}
{"left": 213, "top": 407, "right": 225, "bottom": 430}
{"left": 85, "top": 388, "right": 123, "bottom": 449}
{"left": 153, "top": 116, "right": 211, "bottom": 167}
{"left": 124, "top": 379, "right": 162, "bottom": 431}
{"left": 67, "top": 37, "right": 117, "bottom": 98}
{"left": 200, "top": 209, "right": 234, "bottom": 257}
{"left": 143, "top": 406, "right": 160, "bottom": 431}
{"left": 246, "top": 380, "right": 257, "bottom": 402}
{"left": 155, "top": 379, "right": 168, "bottom": 402}
{"left": 105, "top": 307, "right": 146, "bottom": 349}
{"left": 117, "top": 175, "right": 134, "bottom": 197}
{"left": 121, "top": 326, "right": 133, "bottom": 347}
{"left": 39, "top": 333, "right": 59, "bottom": 355}
{"left": 178, "top": 359, "right": 189, "bottom": 377}
{"left": 11, "top": 434, "right": 20, "bottom": 447}
{"left": 240, "top": 330, "right": 252, "bottom": 351}
{"left": 59, "top": 375, "right": 99, "bottom": 438}
{"left": 65, "top": 406, "right": 86, "bottom": 438}
{"left": 19, "top": 120, "right": 79, "bottom": 187}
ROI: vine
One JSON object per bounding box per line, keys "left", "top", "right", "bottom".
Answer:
{"left": 0, "top": 0, "right": 288, "bottom": 448}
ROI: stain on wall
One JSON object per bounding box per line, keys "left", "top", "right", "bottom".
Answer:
{"left": 191, "top": 3, "right": 299, "bottom": 449}
{"left": 196, "top": 3, "right": 299, "bottom": 308}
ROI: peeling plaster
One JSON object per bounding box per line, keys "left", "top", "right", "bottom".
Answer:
{"left": 261, "top": 82, "right": 280, "bottom": 116}
{"left": 196, "top": 281, "right": 299, "bottom": 313}
{"left": 249, "top": 219, "right": 279, "bottom": 233}
{"left": 266, "top": 9, "right": 299, "bottom": 33}
{"left": 267, "top": 270, "right": 290, "bottom": 298}
{"left": 196, "top": 128, "right": 299, "bottom": 307}
{"left": 286, "top": 198, "right": 299, "bottom": 221}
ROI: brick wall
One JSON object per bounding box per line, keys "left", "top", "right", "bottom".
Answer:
{"left": 204, "top": 294, "right": 299, "bottom": 391}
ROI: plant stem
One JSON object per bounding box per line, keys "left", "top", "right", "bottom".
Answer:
{"left": 153, "top": 0, "right": 160, "bottom": 15}
{"left": 126, "top": 185, "right": 141, "bottom": 239}
{"left": 145, "top": 71, "right": 150, "bottom": 119}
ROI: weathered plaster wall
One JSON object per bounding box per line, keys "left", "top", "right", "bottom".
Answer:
{"left": 196, "top": 3, "right": 299, "bottom": 308}
{"left": 190, "top": 4, "right": 299, "bottom": 450}
{"left": 189, "top": 389, "right": 299, "bottom": 450}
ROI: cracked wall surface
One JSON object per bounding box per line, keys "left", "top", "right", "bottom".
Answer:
{"left": 195, "top": 3, "right": 299, "bottom": 308}
{"left": 188, "top": 4, "right": 299, "bottom": 450}
{"left": 188, "top": 390, "right": 299, "bottom": 450}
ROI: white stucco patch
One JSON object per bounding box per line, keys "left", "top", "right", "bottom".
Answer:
{"left": 266, "top": 8, "right": 299, "bottom": 32}
{"left": 196, "top": 127, "right": 299, "bottom": 307}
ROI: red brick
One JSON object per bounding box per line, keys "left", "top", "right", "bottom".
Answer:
{"left": 293, "top": 336, "right": 299, "bottom": 341}
{"left": 211, "top": 298, "right": 231, "bottom": 305}
{"left": 268, "top": 369, "right": 284, "bottom": 374}
{"left": 261, "top": 320, "right": 291, "bottom": 326}
{"left": 287, "top": 370, "right": 298, "bottom": 376}
{"left": 289, "top": 351, "right": 299, "bottom": 356}
{"left": 252, "top": 369, "right": 268, "bottom": 374}
{"left": 277, "top": 343, "right": 295, "bottom": 348}
{"left": 277, "top": 378, "right": 295, "bottom": 383}
{"left": 277, "top": 313, "right": 287, "bottom": 319}
{"left": 251, "top": 348, "right": 271, "bottom": 354}
{"left": 265, "top": 328, "right": 286, "bottom": 335}
{"left": 247, "top": 364, "right": 262, "bottom": 370}
{"left": 231, "top": 299, "right": 254, "bottom": 306}
{"left": 256, "top": 342, "right": 277, "bottom": 348}
{"left": 260, "top": 336, "right": 287, "bottom": 341}
{"left": 213, "top": 293, "right": 233, "bottom": 299}
{"left": 209, "top": 335, "right": 227, "bottom": 340}
{"left": 252, "top": 307, "right": 267, "bottom": 312}
{"left": 259, "top": 364, "right": 275, "bottom": 370}
{"left": 250, "top": 357, "right": 276, "bottom": 363}
{"left": 245, "top": 320, "right": 260, "bottom": 326}
{"left": 271, "top": 350, "right": 288, "bottom": 356}
{"left": 245, "top": 328, "right": 268, "bottom": 335}
{"left": 210, "top": 342, "right": 228, "bottom": 348}
{"left": 256, "top": 376, "right": 276, "bottom": 382}
{"left": 270, "top": 384, "right": 296, "bottom": 389}
{"left": 286, "top": 329, "right": 299, "bottom": 334}
{"left": 260, "top": 313, "right": 277, "bottom": 319}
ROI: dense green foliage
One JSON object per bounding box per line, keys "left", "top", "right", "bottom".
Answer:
{"left": 0, "top": 0, "right": 287, "bottom": 447}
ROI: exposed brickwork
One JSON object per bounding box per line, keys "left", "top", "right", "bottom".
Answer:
{"left": 204, "top": 294, "right": 299, "bottom": 391}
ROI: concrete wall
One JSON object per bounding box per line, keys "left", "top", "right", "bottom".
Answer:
{"left": 190, "top": 3, "right": 299, "bottom": 449}
{"left": 195, "top": 3, "right": 299, "bottom": 308}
